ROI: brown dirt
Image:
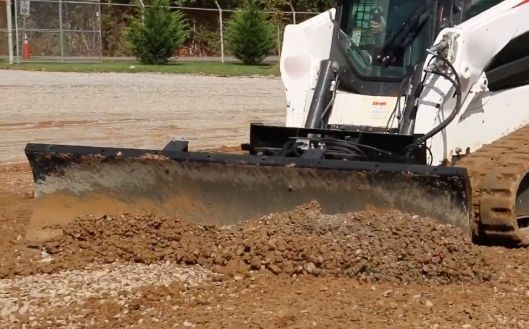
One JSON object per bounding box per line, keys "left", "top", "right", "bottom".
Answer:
{"left": 45, "top": 273, "right": 529, "bottom": 329}
{"left": 2, "top": 163, "right": 529, "bottom": 328}
{"left": 32, "top": 204, "right": 492, "bottom": 284}
{"left": 0, "top": 163, "right": 41, "bottom": 279}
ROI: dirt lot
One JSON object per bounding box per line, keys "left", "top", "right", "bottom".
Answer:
{"left": 3, "top": 164, "right": 529, "bottom": 329}
{"left": 2, "top": 71, "right": 529, "bottom": 329}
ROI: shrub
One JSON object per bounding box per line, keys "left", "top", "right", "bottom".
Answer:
{"left": 127, "top": 0, "right": 188, "bottom": 64}
{"left": 225, "top": 0, "right": 276, "bottom": 65}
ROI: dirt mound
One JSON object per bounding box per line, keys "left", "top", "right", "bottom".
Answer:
{"left": 37, "top": 203, "right": 493, "bottom": 284}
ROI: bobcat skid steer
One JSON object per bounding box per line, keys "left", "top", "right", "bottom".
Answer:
{"left": 25, "top": 0, "right": 529, "bottom": 246}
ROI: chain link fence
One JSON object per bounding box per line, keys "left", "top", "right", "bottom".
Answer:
{"left": 1, "top": 1, "right": 320, "bottom": 63}
{"left": 13, "top": 0, "right": 102, "bottom": 62}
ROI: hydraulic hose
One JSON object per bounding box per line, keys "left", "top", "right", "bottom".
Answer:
{"left": 414, "top": 54, "right": 462, "bottom": 146}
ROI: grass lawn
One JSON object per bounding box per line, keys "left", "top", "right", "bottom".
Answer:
{"left": 0, "top": 60, "right": 280, "bottom": 77}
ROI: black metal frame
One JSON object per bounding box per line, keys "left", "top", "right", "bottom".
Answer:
{"left": 25, "top": 140, "right": 462, "bottom": 178}
{"left": 242, "top": 123, "right": 427, "bottom": 164}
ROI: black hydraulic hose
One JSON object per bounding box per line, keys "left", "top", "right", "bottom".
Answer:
{"left": 413, "top": 54, "right": 462, "bottom": 146}
{"left": 321, "top": 138, "right": 369, "bottom": 160}
{"left": 326, "top": 144, "right": 368, "bottom": 158}
{"left": 327, "top": 145, "right": 363, "bottom": 156}
{"left": 323, "top": 137, "right": 394, "bottom": 157}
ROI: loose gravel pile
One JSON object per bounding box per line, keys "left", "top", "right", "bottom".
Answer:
{"left": 38, "top": 203, "right": 493, "bottom": 284}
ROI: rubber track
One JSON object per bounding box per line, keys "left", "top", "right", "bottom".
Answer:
{"left": 456, "top": 124, "right": 529, "bottom": 246}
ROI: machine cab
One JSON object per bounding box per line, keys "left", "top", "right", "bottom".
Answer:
{"left": 333, "top": 0, "right": 511, "bottom": 95}
{"left": 333, "top": 0, "right": 464, "bottom": 96}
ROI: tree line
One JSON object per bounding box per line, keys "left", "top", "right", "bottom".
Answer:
{"left": 101, "top": 0, "right": 333, "bottom": 58}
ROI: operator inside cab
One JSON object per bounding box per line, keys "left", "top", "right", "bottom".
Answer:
{"left": 342, "top": 0, "right": 432, "bottom": 79}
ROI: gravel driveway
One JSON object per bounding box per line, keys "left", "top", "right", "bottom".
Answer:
{"left": 0, "top": 70, "right": 286, "bottom": 163}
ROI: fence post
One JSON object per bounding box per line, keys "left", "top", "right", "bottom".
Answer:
{"left": 97, "top": 0, "right": 102, "bottom": 63}
{"left": 13, "top": 0, "right": 19, "bottom": 62}
{"left": 277, "top": 25, "right": 281, "bottom": 56}
{"left": 289, "top": 2, "right": 296, "bottom": 24}
{"left": 6, "top": 0, "right": 13, "bottom": 64}
{"left": 214, "top": 1, "right": 224, "bottom": 64}
{"left": 139, "top": 0, "right": 144, "bottom": 19}
{"left": 59, "top": 0, "right": 64, "bottom": 61}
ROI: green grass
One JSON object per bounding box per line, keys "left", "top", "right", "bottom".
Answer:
{"left": 0, "top": 60, "right": 280, "bottom": 77}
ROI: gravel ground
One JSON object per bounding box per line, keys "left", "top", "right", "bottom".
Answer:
{"left": 2, "top": 174, "right": 529, "bottom": 328}
{"left": 3, "top": 71, "right": 529, "bottom": 328}
{"left": 0, "top": 70, "right": 285, "bottom": 163}
{"left": 0, "top": 262, "right": 212, "bottom": 328}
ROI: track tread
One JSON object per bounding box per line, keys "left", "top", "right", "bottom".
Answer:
{"left": 456, "top": 125, "right": 529, "bottom": 246}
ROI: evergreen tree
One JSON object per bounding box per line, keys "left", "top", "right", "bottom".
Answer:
{"left": 225, "top": 0, "right": 276, "bottom": 65}
{"left": 127, "top": 0, "right": 188, "bottom": 64}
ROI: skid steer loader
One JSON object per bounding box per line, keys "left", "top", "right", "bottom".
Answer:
{"left": 25, "top": 0, "right": 529, "bottom": 246}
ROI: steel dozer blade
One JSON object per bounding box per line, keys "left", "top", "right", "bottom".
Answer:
{"left": 24, "top": 142, "right": 471, "bottom": 245}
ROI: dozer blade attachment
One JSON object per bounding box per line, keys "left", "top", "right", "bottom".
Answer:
{"left": 25, "top": 143, "right": 471, "bottom": 244}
